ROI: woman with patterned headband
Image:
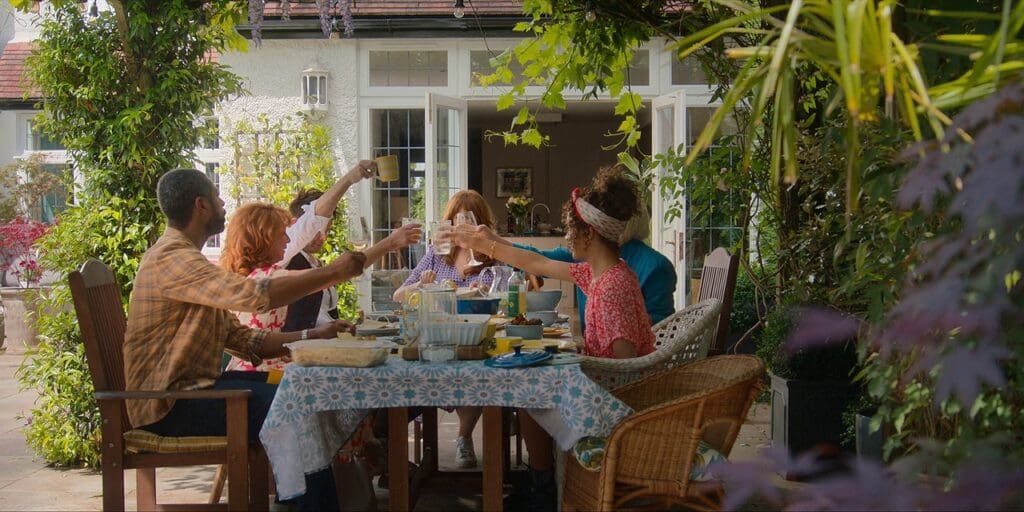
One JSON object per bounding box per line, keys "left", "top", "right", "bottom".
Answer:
{"left": 444, "top": 166, "right": 655, "bottom": 511}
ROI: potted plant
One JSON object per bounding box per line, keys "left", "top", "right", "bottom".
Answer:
{"left": 0, "top": 217, "right": 52, "bottom": 353}
{"left": 757, "top": 306, "right": 860, "bottom": 472}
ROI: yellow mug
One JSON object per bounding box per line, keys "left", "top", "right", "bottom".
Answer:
{"left": 374, "top": 154, "right": 400, "bottom": 182}
{"left": 489, "top": 336, "right": 523, "bottom": 357}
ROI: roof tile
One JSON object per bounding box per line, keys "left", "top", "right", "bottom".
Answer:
{"left": 0, "top": 42, "right": 39, "bottom": 101}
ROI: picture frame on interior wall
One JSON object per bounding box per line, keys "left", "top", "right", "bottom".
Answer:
{"left": 496, "top": 167, "right": 532, "bottom": 197}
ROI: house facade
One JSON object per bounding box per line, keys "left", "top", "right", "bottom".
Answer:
{"left": 0, "top": 1, "right": 740, "bottom": 312}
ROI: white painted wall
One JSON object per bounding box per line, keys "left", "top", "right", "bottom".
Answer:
{"left": 219, "top": 38, "right": 362, "bottom": 205}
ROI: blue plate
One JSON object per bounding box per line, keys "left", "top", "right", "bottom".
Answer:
{"left": 484, "top": 349, "right": 553, "bottom": 368}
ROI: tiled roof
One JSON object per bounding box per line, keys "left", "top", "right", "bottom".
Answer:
{"left": 0, "top": 42, "right": 40, "bottom": 101}
{"left": 264, "top": 0, "right": 524, "bottom": 17}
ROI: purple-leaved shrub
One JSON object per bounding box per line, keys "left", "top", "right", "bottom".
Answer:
{"left": 718, "top": 82, "right": 1024, "bottom": 511}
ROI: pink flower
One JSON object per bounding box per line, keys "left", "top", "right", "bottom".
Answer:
{"left": 0, "top": 217, "right": 50, "bottom": 278}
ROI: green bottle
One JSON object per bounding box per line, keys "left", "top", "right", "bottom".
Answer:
{"left": 507, "top": 270, "right": 524, "bottom": 317}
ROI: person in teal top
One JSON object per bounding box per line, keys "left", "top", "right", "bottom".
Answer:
{"left": 511, "top": 207, "right": 677, "bottom": 333}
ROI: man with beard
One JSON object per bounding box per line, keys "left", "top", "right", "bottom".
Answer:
{"left": 123, "top": 168, "right": 412, "bottom": 511}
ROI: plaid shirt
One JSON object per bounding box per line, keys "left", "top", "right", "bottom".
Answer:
{"left": 124, "top": 228, "right": 271, "bottom": 428}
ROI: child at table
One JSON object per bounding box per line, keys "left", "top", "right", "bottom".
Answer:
{"left": 445, "top": 166, "right": 655, "bottom": 510}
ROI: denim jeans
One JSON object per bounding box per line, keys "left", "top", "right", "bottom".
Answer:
{"left": 140, "top": 371, "right": 339, "bottom": 511}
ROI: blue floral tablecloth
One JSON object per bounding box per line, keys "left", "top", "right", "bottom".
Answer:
{"left": 259, "top": 358, "right": 633, "bottom": 500}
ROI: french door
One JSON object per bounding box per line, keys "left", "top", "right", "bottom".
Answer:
{"left": 650, "top": 91, "right": 689, "bottom": 308}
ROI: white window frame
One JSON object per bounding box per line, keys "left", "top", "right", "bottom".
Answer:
{"left": 359, "top": 39, "right": 460, "bottom": 97}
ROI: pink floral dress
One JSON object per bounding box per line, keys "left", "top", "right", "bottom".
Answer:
{"left": 228, "top": 265, "right": 291, "bottom": 371}
{"left": 570, "top": 260, "right": 656, "bottom": 358}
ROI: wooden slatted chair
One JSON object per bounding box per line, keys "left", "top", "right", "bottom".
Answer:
{"left": 578, "top": 299, "right": 722, "bottom": 389}
{"left": 69, "top": 259, "right": 268, "bottom": 511}
{"left": 563, "top": 355, "right": 765, "bottom": 511}
{"left": 697, "top": 247, "right": 739, "bottom": 355}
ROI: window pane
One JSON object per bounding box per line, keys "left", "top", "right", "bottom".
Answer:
{"left": 470, "top": 50, "right": 523, "bottom": 86}
{"left": 205, "top": 163, "right": 221, "bottom": 247}
{"left": 671, "top": 55, "right": 707, "bottom": 85}
{"left": 369, "top": 108, "right": 427, "bottom": 311}
{"left": 203, "top": 119, "right": 220, "bottom": 150}
{"left": 368, "top": 50, "right": 448, "bottom": 88}
{"left": 30, "top": 121, "right": 64, "bottom": 151}
{"left": 626, "top": 50, "right": 650, "bottom": 86}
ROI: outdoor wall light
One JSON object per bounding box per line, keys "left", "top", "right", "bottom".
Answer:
{"left": 301, "top": 66, "right": 329, "bottom": 119}
{"left": 453, "top": 0, "right": 466, "bottom": 19}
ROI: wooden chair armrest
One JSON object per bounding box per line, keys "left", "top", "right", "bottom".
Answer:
{"left": 95, "top": 389, "right": 252, "bottom": 401}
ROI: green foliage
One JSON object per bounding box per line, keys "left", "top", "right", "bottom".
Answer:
{"left": 222, "top": 115, "right": 359, "bottom": 320}
{"left": 13, "top": 0, "right": 247, "bottom": 466}
{"left": 16, "top": 299, "right": 100, "bottom": 468}
{"left": 482, "top": 1, "right": 757, "bottom": 151}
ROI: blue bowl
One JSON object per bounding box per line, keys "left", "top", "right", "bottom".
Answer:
{"left": 457, "top": 297, "right": 501, "bottom": 315}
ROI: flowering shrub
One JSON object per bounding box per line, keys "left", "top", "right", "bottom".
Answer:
{"left": 506, "top": 195, "right": 531, "bottom": 218}
{"left": 0, "top": 217, "right": 50, "bottom": 285}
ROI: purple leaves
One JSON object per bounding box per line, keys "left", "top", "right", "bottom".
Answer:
{"left": 932, "top": 344, "right": 1009, "bottom": 407}
{"left": 786, "top": 308, "right": 861, "bottom": 352}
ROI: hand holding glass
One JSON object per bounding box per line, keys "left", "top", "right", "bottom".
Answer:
{"left": 454, "top": 211, "right": 484, "bottom": 267}
{"left": 349, "top": 216, "right": 371, "bottom": 251}
{"left": 431, "top": 220, "right": 453, "bottom": 255}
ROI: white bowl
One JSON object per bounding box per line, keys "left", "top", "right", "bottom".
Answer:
{"left": 505, "top": 323, "right": 543, "bottom": 340}
{"left": 421, "top": 315, "right": 490, "bottom": 346}
{"left": 525, "top": 310, "right": 559, "bottom": 326}
{"left": 526, "top": 290, "right": 562, "bottom": 311}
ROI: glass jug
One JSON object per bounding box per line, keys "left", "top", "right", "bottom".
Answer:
{"left": 407, "top": 285, "right": 457, "bottom": 362}
{"left": 480, "top": 265, "right": 513, "bottom": 297}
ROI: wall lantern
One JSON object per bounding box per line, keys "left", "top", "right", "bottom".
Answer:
{"left": 301, "top": 66, "right": 329, "bottom": 119}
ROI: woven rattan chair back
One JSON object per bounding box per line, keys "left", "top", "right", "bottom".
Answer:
{"left": 697, "top": 247, "right": 739, "bottom": 354}
{"left": 580, "top": 299, "right": 722, "bottom": 389}
{"left": 564, "top": 355, "right": 765, "bottom": 512}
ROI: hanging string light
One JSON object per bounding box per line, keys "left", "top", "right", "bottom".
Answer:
{"left": 89, "top": 0, "right": 99, "bottom": 18}
{"left": 453, "top": 0, "right": 466, "bottom": 19}
{"left": 584, "top": 1, "right": 596, "bottom": 22}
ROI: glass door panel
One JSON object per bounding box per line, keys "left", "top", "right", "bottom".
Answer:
{"left": 651, "top": 91, "right": 689, "bottom": 308}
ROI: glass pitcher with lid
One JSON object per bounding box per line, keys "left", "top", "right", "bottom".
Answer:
{"left": 479, "top": 265, "right": 513, "bottom": 297}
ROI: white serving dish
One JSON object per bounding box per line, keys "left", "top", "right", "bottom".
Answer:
{"left": 525, "top": 310, "right": 559, "bottom": 327}
{"left": 286, "top": 339, "right": 392, "bottom": 367}
{"left": 421, "top": 314, "right": 491, "bottom": 346}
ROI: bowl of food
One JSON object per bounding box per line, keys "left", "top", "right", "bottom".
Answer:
{"left": 457, "top": 297, "right": 501, "bottom": 315}
{"left": 525, "top": 310, "right": 559, "bottom": 326}
{"left": 505, "top": 314, "right": 544, "bottom": 339}
{"left": 526, "top": 290, "right": 562, "bottom": 312}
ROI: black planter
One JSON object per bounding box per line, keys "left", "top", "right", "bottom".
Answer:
{"left": 770, "top": 372, "right": 858, "bottom": 457}
{"left": 855, "top": 412, "right": 884, "bottom": 461}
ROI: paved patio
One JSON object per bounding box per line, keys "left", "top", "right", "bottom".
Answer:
{"left": 0, "top": 349, "right": 772, "bottom": 510}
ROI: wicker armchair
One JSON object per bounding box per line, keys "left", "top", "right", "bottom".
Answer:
{"left": 563, "top": 355, "right": 765, "bottom": 512}
{"left": 579, "top": 299, "right": 721, "bottom": 389}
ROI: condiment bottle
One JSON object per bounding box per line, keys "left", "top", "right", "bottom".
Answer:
{"left": 506, "top": 270, "right": 527, "bottom": 317}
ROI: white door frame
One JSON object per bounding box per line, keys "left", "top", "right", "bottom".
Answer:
{"left": 650, "top": 90, "right": 689, "bottom": 309}
{"left": 424, "top": 92, "right": 468, "bottom": 225}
